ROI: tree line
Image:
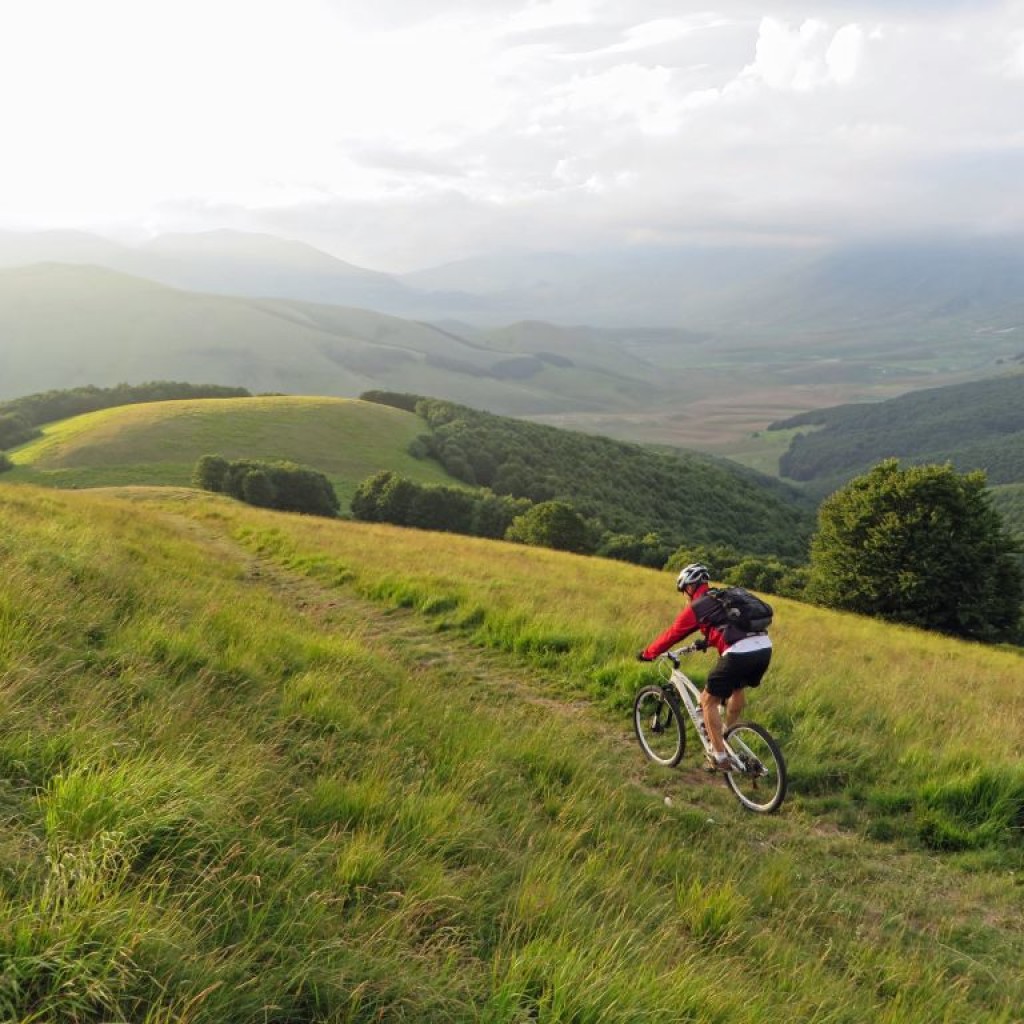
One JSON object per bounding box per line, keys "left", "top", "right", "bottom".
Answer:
{"left": 0, "top": 382, "right": 251, "bottom": 451}
{"left": 193, "top": 455, "right": 339, "bottom": 518}
{"left": 361, "top": 391, "right": 815, "bottom": 561}
{"left": 773, "top": 372, "right": 1024, "bottom": 486}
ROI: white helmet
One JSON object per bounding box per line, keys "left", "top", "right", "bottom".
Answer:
{"left": 676, "top": 563, "right": 710, "bottom": 591}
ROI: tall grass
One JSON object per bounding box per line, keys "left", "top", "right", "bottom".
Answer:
{"left": 218, "top": 499, "right": 1024, "bottom": 844}
{"left": 0, "top": 484, "right": 1021, "bottom": 1022}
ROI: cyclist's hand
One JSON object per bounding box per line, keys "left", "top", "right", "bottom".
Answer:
{"left": 693, "top": 639, "right": 708, "bottom": 652}
{"left": 636, "top": 650, "right": 653, "bottom": 662}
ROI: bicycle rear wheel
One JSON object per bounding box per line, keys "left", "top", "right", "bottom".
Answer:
{"left": 633, "top": 685, "right": 686, "bottom": 767}
{"left": 723, "top": 722, "right": 787, "bottom": 813}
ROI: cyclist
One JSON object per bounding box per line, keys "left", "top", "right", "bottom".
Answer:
{"left": 637, "top": 563, "right": 772, "bottom": 771}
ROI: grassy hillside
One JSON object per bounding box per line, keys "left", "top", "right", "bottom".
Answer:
{"left": 4, "top": 395, "right": 458, "bottom": 506}
{"left": 0, "top": 263, "right": 669, "bottom": 418}
{"left": 5, "top": 258, "right": 1021, "bottom": 454}
{"left": 770, "top": 371, "right": 1024, "bottom": 495}
{"left": 386, "top": 395, "right": 816, "bottom": 559}
{"left": 0, "top": 484, "right": 1020, "bottom": 1023}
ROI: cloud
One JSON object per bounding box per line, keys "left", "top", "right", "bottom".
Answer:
{"left": 742, "top": 17, "right": 865, "bottom": 90}
{"left": 1, "top": 0, "right": 1023, "bottom": 268}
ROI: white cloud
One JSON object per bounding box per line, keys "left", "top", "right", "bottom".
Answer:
{"left": 742, "top": 17, "right": 864, "bottom": 90}
{"left": 1005, "top": 31, "right": 1024, "bottom": 76}
{"left": 826, "top": 24, "right": 865, "bottom": 83}
{"left": 0, "top": 0, "right": 1022, "bottom": 267}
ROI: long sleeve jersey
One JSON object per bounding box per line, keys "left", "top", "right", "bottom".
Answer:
{"left": 640, "top": 583, "right": 733, "bottom": 659}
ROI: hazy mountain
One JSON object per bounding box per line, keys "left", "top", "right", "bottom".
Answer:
{"left": 0, "top": 263, "right": 681, "bottom": 413}
{"left": 717, "top": 236, "right": 1024, "bottom": 334}
{"left": 1, "top": 229, "right": 1022, "bottom": 337}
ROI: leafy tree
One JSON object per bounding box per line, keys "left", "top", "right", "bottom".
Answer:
{"left": 192, "top": 454, "right": 230, "bottom": 492}
{"left": 0, "top": 452, "right": 12, "bottom": 474}
{"left": 505, "top": 501, "right": 592, "bottom": 554}
{"left": 350, "top": 470, "right": 396, "bottom": 522}
{"left": 241, "top": 468, "right": 276, "bottom": 508}
{"left": 664, "top": 544, "right": 742, "bottom": 579}
{"left": 597, "top": 532, "right": 671, "bottom": 568}
{"left": 470, "top": 492, "right": 532, "bottom": 539}
{"left": 194, "top": 456, "right": 338, "bottom": 518}
{"left": 0, "top": 412, "right": 37, "bottom": 450}
{"left": 408, "top": 486, "right": 476, "bottom": 534}
{"left": 806, "top": 459, "right": 1023, "bottom": 642}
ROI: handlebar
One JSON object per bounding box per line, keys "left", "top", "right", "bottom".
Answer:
{"left": 660, "top": 640, "right": 707, "bottom": 667}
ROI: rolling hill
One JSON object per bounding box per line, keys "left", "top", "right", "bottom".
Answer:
{"left": 0, "top": 483, "right": 1021, "bottom": 1022}
{"left": 769, "top": 371, "right": 1024, "bottom": 495}
{"left": 2, "top": 230, "right": 1023, "bottom": 451}
{"left": 4, "top": 395, "right": 459, "bottom": 505}
{"left": 4, "top": 390, "right": 814, "bottom": 558}
{"left": 0, "top": 263, "right": 685, "bottom": 418}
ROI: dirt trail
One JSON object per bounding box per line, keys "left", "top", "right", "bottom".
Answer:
{"left": 159, "top": 507, "right": 723, "bottom": 808}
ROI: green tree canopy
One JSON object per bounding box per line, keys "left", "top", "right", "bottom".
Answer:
{"left": 806, "top": 459, "right": 1023, "bottom": 642}
{"left": 505, "top": 500, "right": 592, "bottom": 554}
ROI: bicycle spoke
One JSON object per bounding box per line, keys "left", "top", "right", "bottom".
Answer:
{"left": 633, "top": 686, "right": 686, "bottom": 766}
{"left": 723, "top": 722, "right": 787, "bottom": 813}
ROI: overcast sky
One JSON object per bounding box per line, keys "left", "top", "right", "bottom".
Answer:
{"left": 1, "top": 0, "right": 1023, "bottom": 270}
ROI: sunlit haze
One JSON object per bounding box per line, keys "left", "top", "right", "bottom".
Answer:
{"left": 1, "top": 0, "right": 1023, "bottom": 270}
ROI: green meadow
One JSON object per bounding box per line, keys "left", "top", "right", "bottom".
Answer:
{"left": 5, "top": 396, "right": 458, "bottom": 506}
{"left": 0, "top": 483, "right": 1021, "bottom": 1023}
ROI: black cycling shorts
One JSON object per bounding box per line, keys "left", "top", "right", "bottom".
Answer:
{"left": 705, "top": 647, "right": 772, "bottom": 700}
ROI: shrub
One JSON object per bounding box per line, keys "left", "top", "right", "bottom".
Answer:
{"left": 806, "top": 459, "right": 1023, "bottom": 641}
{"left": 506, "top": 501, "right": 592, "bottom": 554}
{"left": 192, "top": 454, "right": 230, "bottom": 492}
{"left": 193, "top": 456, "right": 338, "bottom": 517}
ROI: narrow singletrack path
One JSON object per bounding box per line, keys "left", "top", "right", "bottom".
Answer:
{"left": 159, "top": 507, "right": 725, "bottom": 809}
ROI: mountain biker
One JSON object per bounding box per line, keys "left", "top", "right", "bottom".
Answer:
{"left": 637, "top": 563, "right": 772, "bottom": 771}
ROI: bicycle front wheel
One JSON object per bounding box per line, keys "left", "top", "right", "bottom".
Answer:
{"left": 633, "top": 685, "right": 686, "bottom": 767}
{"left": 723, "top": 722, "right": 787, "bottom": 813}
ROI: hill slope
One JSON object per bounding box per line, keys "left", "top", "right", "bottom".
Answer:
{"left": 0, "top": 484, "right": 1020, "bottom": 1023}
{"left": 0, "top": 263, "right": 672, "bottom": 417}
{"left": 770, "top": 371, "right": 1024, "bottom": 496}
{"left": 385, "top": 394, "right": 815, "bottom": 558}
{"left": 5, "top": 395, "right": 458, "bottom": 505}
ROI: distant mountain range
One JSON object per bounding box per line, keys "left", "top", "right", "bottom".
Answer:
{"left": 1, "top": 229, "right": 1022, "bottom": 444}
{"left": 0, "top": 262, "right": 701, "bottom": 414}
{"left": 3, "top": 228, "right": 1024, "bottom": 334}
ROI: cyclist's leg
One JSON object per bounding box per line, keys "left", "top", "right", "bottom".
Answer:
{"left": 725, "top": 687, "right": 745, "bottom": 727}
{"left": 723, "top": 649, "right": 772, "bottom": 727}
{"left": 706, "top": 648, "right": 771, "bottom": 752}
{"left": 701, "top": 664, "right": 735, "bottom": 755}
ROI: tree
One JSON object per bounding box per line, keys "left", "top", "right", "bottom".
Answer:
{"left": 505, "top": 500, "right": 591, "bottom": 554}
{"left": 241, "top": 468, "right": 276, "bottom": 508}
{"left": 192, "top": 454, "right": 230, "bottom": 492}
{"left": 597, "top": 531, "right": 672, "bottom": 568}
{"left": 193, "top": 456, "right": 338, "bottom": 518}
{"left": 805, "top": 459, "right": 1023, "bottom": 642}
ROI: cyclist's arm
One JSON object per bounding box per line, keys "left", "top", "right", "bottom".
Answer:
{"left": 640, "top": 605, "right": 700, "bottom": 660}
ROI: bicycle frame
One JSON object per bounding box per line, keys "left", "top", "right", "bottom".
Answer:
{"left": 635, "top": 643, "right": 788, "bottom": 812}
{"left": 658, "top": 646, "right": 721, "bottom": 759}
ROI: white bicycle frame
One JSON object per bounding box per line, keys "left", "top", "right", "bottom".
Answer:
{"left": 659, "top": 646, "right": 746, "bottom": 763}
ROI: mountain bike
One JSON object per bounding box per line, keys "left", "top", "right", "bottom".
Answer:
{"left": 633, "top": 644, "right": 787, "bottom": 813}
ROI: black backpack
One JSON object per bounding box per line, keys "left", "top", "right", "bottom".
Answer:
{"left": 698, "top": 586, "right": 773, "bottom": 634}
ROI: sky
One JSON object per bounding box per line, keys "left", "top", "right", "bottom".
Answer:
{"left": 1, "top": 0, "right": 1023, "bottom": 271}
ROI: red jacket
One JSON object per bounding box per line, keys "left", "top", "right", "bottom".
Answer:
{"left": 641, "top": 583, "right": 732, "bottom": 658}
